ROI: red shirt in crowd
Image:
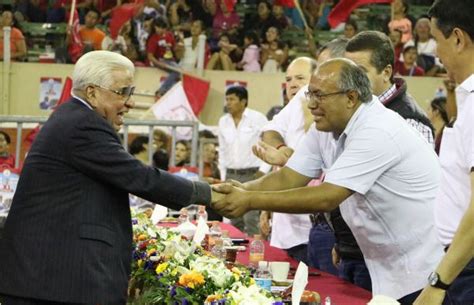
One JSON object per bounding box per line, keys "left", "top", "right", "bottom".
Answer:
{"left": 146, "top": 31, "right": 176, "bottom": 63}
{"left": 395, "top": 60, "right": 425, "bottom": 76}
{"left": 0, "top": 154, "right": 15, "bottom": 170}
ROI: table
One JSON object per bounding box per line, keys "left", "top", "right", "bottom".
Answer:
{"left": 158, "top": 221, "right": 372, "bottom": 305}
{"left": 221, "top": 223, "right": 372, "bottom": 305}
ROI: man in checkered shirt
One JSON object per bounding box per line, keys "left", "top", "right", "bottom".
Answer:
{"left": 346, "top": 31, "right": 434, "bottom": 144}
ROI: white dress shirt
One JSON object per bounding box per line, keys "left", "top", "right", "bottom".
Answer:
{"left": 287, "top": 97, "right": 443, "bottom": 299}
{"left": 435, "top": 74, "right": 474, "bottom": 246}
{"left": 218, "top": 108, "right": 267, "bottom": 181}
{"left": 261, "top": 85, "right": 313, "bottom": 249}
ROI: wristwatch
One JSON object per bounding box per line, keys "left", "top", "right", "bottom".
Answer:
{"left": 428, "top": 272, "right": 450, "bottom": 290}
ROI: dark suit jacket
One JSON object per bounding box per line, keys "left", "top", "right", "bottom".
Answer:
{"left": 0, "top": 99, "right": 210, "bottom": 304}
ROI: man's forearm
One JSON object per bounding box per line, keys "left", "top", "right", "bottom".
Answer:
{"left": 243, "top": 166, "right": 310, "bottom": 192}
{"left": 435, "top": 199, "right": 474, "bottom": 284}
{"left": 248, "top": 182, "right": 352, "bottom": 213}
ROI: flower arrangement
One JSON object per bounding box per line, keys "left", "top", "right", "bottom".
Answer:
{"left": 129, "top": 211, "right": 277, "bottom": 305}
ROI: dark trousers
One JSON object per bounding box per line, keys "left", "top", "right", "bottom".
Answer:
{"left": 307, "top": 222, "right": 338, "bottom": 275}
{"left": 445, "top": 258, "right": 474, "bottom": 304}
{"left": 338, "top": 257, "right": 372, "bottom": 291}
{"left": 285, "top": 243, "right": 310, "bottom": 266}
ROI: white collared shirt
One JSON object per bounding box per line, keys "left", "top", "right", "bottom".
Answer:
{"left": 71, "top": 93, "right": 93, "bottom": 110}
{"left": 218, "top": 108, "right": 267, "bottom": 181}
{"left": 435, "top": 74, "right": 474, "bottom": 246}
{"left": 287, "top": 97, "right": 443, "bottom": 299}
{"left": 261, "top": 85, "right": 313, "bottom": 249}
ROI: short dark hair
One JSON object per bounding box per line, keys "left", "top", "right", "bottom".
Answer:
{"left": 153, "top": 149, "right": 169, "bottom": 170}
{"left": 225, "top": 86, "right": 248, "bottom": 106}
{"left": 154, "top": 17, "right": 168, "bottom": 29}
{"left": 431, "top": 96, "right": 449, "bottom": 125}
{"left": 0, "top": 130, "right": 11, "bottom": 144}
{"left": 346, "top": 31, "right": 394, "bottom": 81}
{"left": 429, "top": 0, "right": 474, "bottom": 40}
{"left": 244, "top": 31, "right": 260, "bottom": 47}
{"left": 86, "top": 8, "right": 100, "bottom": 18}
{"left": 129, "top": 136, "right": 148, "bottom": 155}
{"left": 345, "top": 19, "right": 358, "bottom": 32}
{"left": 319, "top": 37, "right": 349, "bottom": 58}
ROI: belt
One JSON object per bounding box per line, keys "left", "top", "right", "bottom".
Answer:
{"left": 309, "top": 213, "right": 328, "bottom": 227}
{"left": 226, "top": 167, "right": 259, "bottom": 175}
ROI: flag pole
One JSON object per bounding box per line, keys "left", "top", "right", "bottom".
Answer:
{"left": 68, "top": 0, "right": 76, "bottom": 26}
{"left": 293, "top": 0, "right": 311, "bottom": 31}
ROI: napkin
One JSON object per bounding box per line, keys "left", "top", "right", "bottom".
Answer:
{"left": 291, "top": 262, "right": 308, "bottom": 305}
{"left": 367, "top": 295, "right": 400, "bottom": 305}
{"left": 176, "top": 220, "right": 197, "bottom": 239}
{"left": 193, "top": 216, "right": 210, "bottom": 245}
{"left": 151, "top": 205, "right": 169, "bottom": 224}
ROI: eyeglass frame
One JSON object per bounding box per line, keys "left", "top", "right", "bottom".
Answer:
{"left": 93, "top": 84, "right": 135, "bottom": 103}
{"left": 304, "top": 89, "right": 350, "bottom": 103}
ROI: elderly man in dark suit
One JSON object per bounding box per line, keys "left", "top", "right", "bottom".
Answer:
{"left": 0, "top": 51, "right": 215, "bottom": 305}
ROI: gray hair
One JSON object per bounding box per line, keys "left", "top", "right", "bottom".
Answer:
{"left": 328, "top": 58, "right": 372, "bottom": 103}
{"left": 319, "top": 37, "right": 349, "bottom": 58}
{"left": 72, "top": 51, "right": 135, "bottom": 91}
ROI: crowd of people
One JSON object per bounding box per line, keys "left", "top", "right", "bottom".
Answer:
{"left": 0, "top": 0, "right": 473, "bottom": 305}
{"left": 1, "top": 1, "right": 445, "bottom": 81}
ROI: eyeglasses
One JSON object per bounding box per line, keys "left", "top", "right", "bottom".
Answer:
{"left": 304, "top": 90, "right": 349, "bottom": 103}
{"left": 94, "top": 85, "right": 135, "bottom": 103}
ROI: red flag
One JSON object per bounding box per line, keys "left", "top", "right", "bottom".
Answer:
{"left": 223, "top": 0, "right": 237, "bottom": 12}
{"left": 55, "top": 77, "right": 73, "bottom": 109}
{"left": 274, "top": 0, "right": 295, "bottom": 8}
{"left": 109, "top": 3, "right": 142, "bottom": 39}
{"left": 66, "top": 9, "right": 83, "bottom": 63}
{"left": 182, "top": 74, "right": 210, "bottom": 116}
{"left": 328, "top": 0, "right": 392, "bottom": 28}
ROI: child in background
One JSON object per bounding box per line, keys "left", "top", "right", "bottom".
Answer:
{"left": 237, "top": 31, "right": 261, "bottom": 72}
{"left": 395, "top": 46, "right": 425, "bottom": 76}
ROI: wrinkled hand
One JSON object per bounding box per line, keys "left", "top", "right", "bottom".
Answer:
{"left": 259, "top": 211, "right": 271, "bottom": 239}
{"left": 211, "top": 183, "right": 251, "bottom": 218}
{"left": 413, "top": 286, "right": 446, "bottom": 305}
{"left": 211, "top": 188, "right": 226, "bottom": 204}
{"left": 252, "top": 141, "right": 288, "bottom": 167}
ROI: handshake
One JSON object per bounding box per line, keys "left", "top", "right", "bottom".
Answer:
{"left": 210, "top": 180, "right": 252, "bottom": 218}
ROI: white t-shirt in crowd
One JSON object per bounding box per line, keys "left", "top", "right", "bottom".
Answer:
{"left": 218, "top": 108, "right": 267, "bottom": 181}
{"left": 435, "top": 74, "right": 474, "bottom": 246}
{"left": 261, "top": 85, "right": 313, "bottom": 250}
{"left": 287, "top": 97, "right": 443, "bottom": 299}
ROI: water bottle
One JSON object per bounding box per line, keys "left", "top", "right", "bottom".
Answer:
{"left": 435, "top": 87, "right": 446, "bottom": 98}
{"left": 178, "top": 208, "right": 189, "bottom": 224}
{"left": 221, "top": 230, "right": 233, "bottom": 247}
{"left": 255, "top": 261, "right": 272, "bottom": 292}
{"left": 211, "top": 237, "right": 226, "bottom": 261}
{"left": 197, "top": 205, "right": 208, "bottom": 222}
{"left": 249, "top": 234, "right": 265, "bottom": 270}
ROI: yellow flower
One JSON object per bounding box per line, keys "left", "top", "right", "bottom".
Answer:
{"left": 137, "top": 259, "right": 144, "bottom": 268}
{"left": 155, "top": 262, "right": 169, "bottom": 274}
{"left": 147, "top": 249, "right": 156, "bottom": 257}
{"left": 249, "top": 278, "right": 256, "bottom": 285}
{"left": 178, "top": 270, "right": 205, "bottom": 289}
{"left": 171, "top": 268, "right": 178, "bottom": 276}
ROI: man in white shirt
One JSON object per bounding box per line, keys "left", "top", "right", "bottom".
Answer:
{"left": 218, "top": 86, "right": 267, "bottom": 235}
{"left": 213, "top": 58, "right": 444, "bottom": 304}
{"left": 414, "top": 1, "right": 474, "bottom": 304}
{"left": 258, "top": 56, "right": 317, "bottom": 266}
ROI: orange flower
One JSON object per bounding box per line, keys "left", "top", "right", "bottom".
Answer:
{"left": 178, "top": 270, "right": 205, "bottom": 289}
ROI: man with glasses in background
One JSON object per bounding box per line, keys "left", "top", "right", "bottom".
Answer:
{"left": 0, "top": 51, "right": 214, "bottom": 305}
{"left": 212, "top": 58, "right": 444, "bottom": 304}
